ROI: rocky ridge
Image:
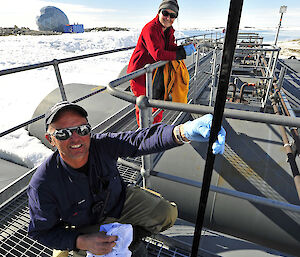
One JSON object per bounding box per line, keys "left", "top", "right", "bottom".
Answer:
{"left": 0, "top": 26, "right": 128, "bottom": 36}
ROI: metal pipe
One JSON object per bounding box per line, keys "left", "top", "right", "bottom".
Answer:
{"left": 0, "top": 52, "right": 202, "bottom": 138}
{"left": 0, "top": 33, "right": 217, "bottom": 77}
{"left": 193, "top": 48, "right": 200, "bottom": 104}
{"left": 230, "top": 75, "right": 273, "bottom": 79}
{"left": 235, "top": 47, "right": 279, "bottom": 52}
{"left": 261, "top": 52, "right": 277, "bottom": 111}
{"left": 228, "top": 83, "right": 237, "bottom": 102}
{"left": 259, "top": 55, "right": 270, "bottom": 96}
{"left": 238, "top": 83, "right": 255, "bottom": 103}
{"left": 0, "top": 46, "right": 136, "bottom": 76}
{"left": 140, "top": 68, "right": 154, "bottom": 188}
{"left": 149, "top": 170, "right": 300, "bottom": 214}
{"left": 53, "top": 60, "right": 67, "bottom": 101}
{"left": 117, "top": 157, "right": 300, "bottom": 214}
{"left": 278, "top": 89, "right": 298, "bottom": 118}
{"left": 107, "top": 76, "right": 300, "bottom": 128}
{"left": 232, "top": 65, "right": 267, "bottom": 68}
{"left": 237, "top": 82, "right": 248, "bottom": 103}
{"left": 274, "top": 86, "right": 300, "bottom": 155}
{"left": 263, "top": 50, "right": 280, "bottom": 109}
{"left": 209, "top": 49, "right": 218, "bottom": 106}
{"left": 175, "top": 32, "right": 222, "bottom": 44}
{"left": 151, "top": 99, "right": 300, "bottom": 127}
{"left": 3, "top": 89, "right": 299, "bottom": 139}
{"left": 145, "top": 64, "right": 153, "bottom": 100}
{"left": 274, "top": 12, "right": 284, "bottom": 45}
{"left": 236, "top": 41, "right": 259, "bottom": 46}
{"left": 270, "top": 94, "right": 300, "bottom": 199}
{"left": 0, "top": 87, "right": 107, "bottom": 138}
{"left": 0, "top": 114, "right": 45, "bottom": 138}
{"left": 277, "top": 66, "right": 287, "bottom": 91}
{"left": 191, "top": 0, "right": 244, "bottom": 255}
{"left": 255, "top": 52, "right": 261, "bottom": 69}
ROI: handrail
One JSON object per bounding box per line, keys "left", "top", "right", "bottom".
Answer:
{"left": 107, "top": 74, "right": 300, "bottom": 128}
{"left": 0, "top": 32, "right": 224, "bottom": 77}
{"left": 0, "top": 86, "right": 107, "bottom": 138}
{"left": 0, "top": 46, "right": 136, "bottom": 76}
{"left": 118, "top": 157, "right": 300, "bottom": 214}
{"left": 0, "top": 32, "right": 222, "bottom": 138}
{"left": 0, "top": 29, "right": 299, "bottom": 256}
{"left": 152, "top": 170, "right": 300, "bottom": 214}
{"left": 175, "top": 32, "right": 223, "bottom": 43}
{"left": 0, "top": 45, "right": 136, "bottom": 104}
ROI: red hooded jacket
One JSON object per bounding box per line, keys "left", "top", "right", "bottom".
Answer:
{"left": 127, "top": 15, "right": 185, "bottom": 96}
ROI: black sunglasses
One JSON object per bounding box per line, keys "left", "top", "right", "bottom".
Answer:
{"left": 50, "top": 124, "right": 91, "bottom": 141}
{"left": 161, "top": 9, "right": 177, "bottom": 19}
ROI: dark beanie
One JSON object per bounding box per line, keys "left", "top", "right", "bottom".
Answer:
{"left": 158, "top": 0, "right": 179, "bottom": 15}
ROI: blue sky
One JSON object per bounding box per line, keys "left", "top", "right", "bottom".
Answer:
{"left": 1, "top": 0, "right": 299, "bottom": 30}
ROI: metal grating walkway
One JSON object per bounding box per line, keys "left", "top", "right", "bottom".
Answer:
{"left": 0, "top": 194, "right": 52, "bottom": 257}
{"left": 0, "top": 192, "right": 192, "bottom": 257}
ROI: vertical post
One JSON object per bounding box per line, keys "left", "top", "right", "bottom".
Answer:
{"left": 53, "top": 60, "right": 67, "bottom": 101}
{"left": 144, "top": 64, "right": 154, "bottom": 126}
{"left": 262, "top": 50, "right": 280, "bottom": 109}
{"left": 255, "top": 51, "right": 260, "bottom": 69}
{"left": 190, "top": 0, "right": 244, "bottom": 256}
{"left": 274, "top": 6, "right": 287, "bottom": 45}
{"left": 193, "top": 48, "right": 200, "bottom": 103}
{"left": 145, "top": 64, "right": 153, "bottom": 100}
{"left": 203, "top": 34, "right": 206, "bottom": 55}
{"left": 139, "top": 65, "right": 153, "bottom": 188}
{"left": 209, "top": 48, "right": 217, "bottom": 107}
{"left": 277, "top": 66, "right": 287, "bottom": 91}
{"left": 274, "top": 14, "right": 282, "bottom": 45}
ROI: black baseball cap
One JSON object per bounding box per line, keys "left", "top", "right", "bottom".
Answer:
{"left": 45, "top": 101, "right": 88, "bottom": 131}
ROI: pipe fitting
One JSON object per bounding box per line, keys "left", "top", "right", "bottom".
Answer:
{"left": 140, "top": 167, "right": 150, "bottom": 179}
{"left": 144, "top": 64, "right": 152, "bottom": 73}
{"left": 136, "top": 95, "right": 149, "bottom": 109}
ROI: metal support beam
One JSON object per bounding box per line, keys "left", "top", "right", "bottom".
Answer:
{"left": 137, "top": 93, "right": 152, "bottom": 188}
{"left": 191, "top": 1, "right": 244, "bottom": 256}
{"left": 53, "top": 60, "right": 67, "bottom": 101}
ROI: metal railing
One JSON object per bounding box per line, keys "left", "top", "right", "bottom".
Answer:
{"left": 0, "top": 46, "right": 135, "bottom": 138}
{"left": 0, "top": 29, "right": 299, "bottom": 255}
{"left": 0, "top": 32, "right": 221, "bottom": 139}
{"left": 106, "top": 50, "right": 300, "bottom": 214}
{"left": 230, "top": 41, "right": 281, "bottom": 108}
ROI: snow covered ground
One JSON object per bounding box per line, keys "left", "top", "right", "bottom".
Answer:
{"left": 0, "top": 28, "right": 299, "bottom": 169}
{"left": 278, "top": 39, "right": 300, "bottom": 59}
{"left": 0, "top": 29, "right": 189, "bottom": 169}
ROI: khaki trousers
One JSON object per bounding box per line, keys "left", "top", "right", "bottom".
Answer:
{"left": 52, "top": 186, "right": 177, "bottom": 257}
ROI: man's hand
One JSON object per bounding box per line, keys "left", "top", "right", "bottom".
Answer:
{"left": 182, "top": 114, "right": 226, "bottom": 154}
{"left": 76, "top": 231, "right": 117, "bottom": 255}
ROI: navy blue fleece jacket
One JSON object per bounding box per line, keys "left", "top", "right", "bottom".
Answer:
{"left": 27, "top": 123, "right": 178, "bottom": 250}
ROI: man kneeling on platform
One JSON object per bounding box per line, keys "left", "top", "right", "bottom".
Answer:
{"left": 27, "top": 101, "right": 226, "bottom": 257}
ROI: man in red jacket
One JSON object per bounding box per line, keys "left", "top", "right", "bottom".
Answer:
{"left": 127, "top": 0, "right": 195, "bottom": 126}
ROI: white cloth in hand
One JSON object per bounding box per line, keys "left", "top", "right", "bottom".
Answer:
{"left": 86, "top": 222, "right": 133, "bottom": 257}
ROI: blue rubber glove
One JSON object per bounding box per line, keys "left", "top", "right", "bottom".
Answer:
{"left": 183, "top": 44, "right": 196, "bottom": 56}
{"left": 182, "top": 114, "right": 226, "bottom": 154}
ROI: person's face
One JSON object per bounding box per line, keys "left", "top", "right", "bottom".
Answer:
{"left": 45, "top": 110, "right": 91, "bottom": 168}
{"left": 158, "top": 9, "right": 177, "bottom": 29}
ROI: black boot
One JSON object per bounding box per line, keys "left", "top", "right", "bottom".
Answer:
{"left": 130, "top": 241, "right": 148, "bottom": 257}
{"left": 129, "top": 226, "right": 151, "bottom": 257}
